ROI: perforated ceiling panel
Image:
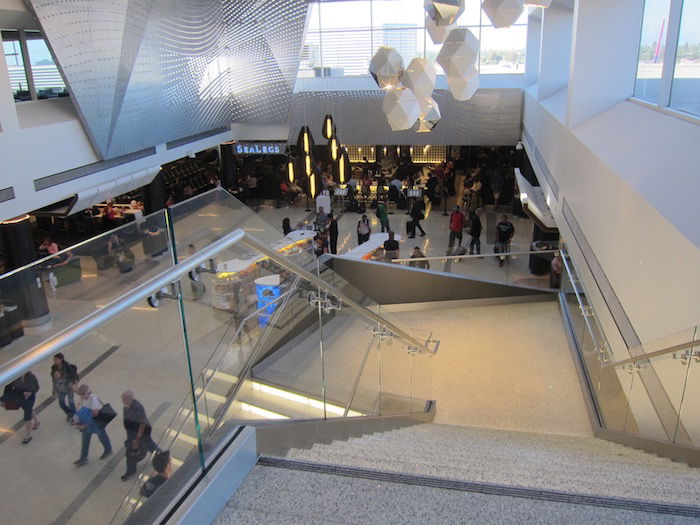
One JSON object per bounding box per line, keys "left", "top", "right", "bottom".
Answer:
{"left": 288, "top": 88, "right": 522, "bottom": 146}
{"left": 28, "top": 0, "right": 308, "bottom": 159}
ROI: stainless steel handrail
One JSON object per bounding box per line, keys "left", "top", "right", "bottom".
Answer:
{"left": 558, "top": 248, "right": 605, "bottom": 359}
{"left": 604, "top": 339, "right": 699, "bottom": 368}
{"left": 391, "top": 249, "right": 560, "bottom": 264}
{"left": 0, "top": 228, "right": 430, "bottom": 385}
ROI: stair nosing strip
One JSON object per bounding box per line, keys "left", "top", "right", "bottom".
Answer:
{"left": 257, "top": 456, "right": 700, "bottom": 518}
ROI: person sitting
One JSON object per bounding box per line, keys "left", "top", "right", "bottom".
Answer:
{"left": 38, "top": 237, "right": 59, "bottom": 258}
{"left": 409, "top": 247, "right": 430, "bottom": 269}
{"left": 140, "top": 450, "right": 172, "bottom": 498}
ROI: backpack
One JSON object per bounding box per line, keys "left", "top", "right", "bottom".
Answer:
{"left": 66, "top": 363, "right": 79, "bottom": 383}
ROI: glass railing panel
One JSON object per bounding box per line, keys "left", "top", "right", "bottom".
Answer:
{"left": 0, "top": 210, "right": 173, "bottom": 369}
{"left": 169, "top": 188, "right": 316, "bottom": 268}
{"left": 345, "top": 334, "right": 382, "bottom": 416}
{"left": 678, "top": 337, "right": 700, "bottom": 446}
{"left": 597, "top": 358, "right": 636, "bottom": 432}
{"left": 391, "top": 250, "right": 561, "bottom": 291}
{"left": 0, "top": 280, "right": 201, "bottom": 525}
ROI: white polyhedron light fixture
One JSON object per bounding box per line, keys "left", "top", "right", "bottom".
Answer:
{"left": 447, "top": 66, "right": 480, "bottom": 101}
{"left": 524, "top": 0, "right": 551, "bottom": 7}
{"left": 425, "top": 14, "right": 456, "bottom": 45}
{"left": 424, "top": 0, "right": 465, "bottom": 26}
{"left": 481, "top": 0, "right": 525, "bottom": 29}
{"left": 402, "top": 58, "right": 437, "bottom": 100}
{"left": 417, "top": 97, "right": 441, "bottom": 132}
{"left": 436, "top": 28, "right": 480, "bottom": 77}
{"left": 369, "top": 46, "right": 405, "bottom": 90}
{"left": 382, "top": 88, "right": 421, "bottom": 131}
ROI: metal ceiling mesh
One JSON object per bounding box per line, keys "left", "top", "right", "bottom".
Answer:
{"left": 28, "top": 0, "right": 308, "bottom": 159}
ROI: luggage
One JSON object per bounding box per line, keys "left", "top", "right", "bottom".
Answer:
{"left": 454, "top": 246, "right": 467, "bottom": 256}
{"left": 406, "top": 220, "right": 415, "bottom": 237}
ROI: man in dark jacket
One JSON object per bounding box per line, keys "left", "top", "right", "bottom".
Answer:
{"left": 121, "top": 390, "right": 161, "bottom": 481}
{"left": 13, "top": 371, "right": 40, "bottom": 444}
{"left": 468, "top": 211, "right": 482, "bottom": 255}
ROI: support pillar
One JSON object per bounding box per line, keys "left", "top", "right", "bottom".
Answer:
{"left": 0, "top": 215, "right": 50, "bottom": 326}
{"left": 143, "top": 171, "right": 166, "bottom": 215}
{"left": 220, "top": 142, "right": 238, "bottom": 189}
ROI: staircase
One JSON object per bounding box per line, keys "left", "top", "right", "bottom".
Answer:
{"left": 214, "top": 423, "right": 700, "bottom": 523}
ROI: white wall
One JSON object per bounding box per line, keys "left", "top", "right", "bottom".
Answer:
{"left": 537, "top": 4, "right": 573, "bottom": 100}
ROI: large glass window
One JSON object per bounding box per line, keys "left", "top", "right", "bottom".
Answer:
{"left": 1, "top": 29, "right": 68, "bottom": 102}
{"left": 634, "top": 0, "right": 672, "bottom": 103}
{"left": 2, "top": 30, "right": 31, "bottom": 101}
{"left": 25, "top": 31, "right": 66, "bottom": 98}
{"left": 669, "top": 0, "right": 700, "bottom": 116}
{"left": 299, "top": 0, "right": 527, "bottom": 79}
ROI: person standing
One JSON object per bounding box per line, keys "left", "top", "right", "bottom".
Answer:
{"left": 315, "top": 206, "right": 329, "bottom": 231}
{"left": 51, "top": 353, "right": 79, "bottom": 422}
{"left": 468, "top": 211, "right": 482, "bottom": 255}
{"left": 328, "top": 212, "right": 339, "bottom": 255}
{"left": 376, "top": 201, "right": 390, "bottom": 233}
{"left": 448, "top": 206, "right": 466, "bottom": 252}
{"left": 409, "top": 201, "right": 426, "bottom": 238}
{"left": 121, "top": 391, "right": 161, "bottom": 481}
{"left": 383, "top": 231, "right": 400, "bottom": 261}
{"left": 13, "top": 371, "right": 40, "bottom": 444}
{"left": 357, "top": 215, "right": 371, "bottom": 245}
{"left": 495, "top": 214, "right": 515, "bottom": 267}
{"left": 74, "top": 384, "right": 112, "bottom": 466}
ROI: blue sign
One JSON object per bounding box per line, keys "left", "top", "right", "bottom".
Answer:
{"left": 256, "top": 283, "right": 281, "bottom": 326}
{"left": 235, "top": 142, "right": 286, "bottom": 155}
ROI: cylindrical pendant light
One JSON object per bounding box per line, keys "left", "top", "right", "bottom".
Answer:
{"left": 288, "top": 160, "right": 295, "bottom": 183}
{"left": 330, "top": 136, "right": 339, "bottom": 161}
{"left": 309, "top": 172, "right": 316, "bottom": 198}
{"left": 323, "top": 115, "right": 334, "bottom": 139}
{"left": 303, "top": 128, "right": 310, "bottom": 154}
{"left": 338, "top": 151, "right": 346, "bottom": 184}
{"left": 304, "top": 154, "right": 312, "bottom": 176}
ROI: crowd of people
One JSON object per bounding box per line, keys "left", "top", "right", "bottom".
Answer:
{"left": 0, "top": 353, "right": 171, "bottom": 499}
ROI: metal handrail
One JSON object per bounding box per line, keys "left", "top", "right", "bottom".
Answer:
{"left": 558, "top": 248, "right": 606, "bottom": 360}
{"left": 0, "top": 228, "right": 430, "bottom": 386}
{"left": 391, "top": 249, "right": 560, "bottom": 264}
{"left": 604, "top": 339, "right": 700, "bottom": 368}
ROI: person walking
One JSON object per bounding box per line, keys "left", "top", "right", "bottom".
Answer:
{"left": 74, "top": 384, "right": 112, "bottom": 466}
{"left": 409, "top": 201, "right": 426, "bottom": 238}
{"left": 328, "top": 212, "right": 339, "bottom": 254}
{"left": 468, "top": 211, "right": 482, "bottom": 255}
{"left": 121, "top": 390, "right": 161, "bottom": 481}
{"left": 448, "top": 206, "right": 466, "bottom": 253}
{"left": 495, "top": 214, "right": 515, "bottom": 267}
{"left": 51, "top": 353, "right": 79, "bottom": 422}
{"left": 357, "top": 214, "right": 371, "bottom": 245}
{"left": 376, "top": 201, "right": 390, "bottom": 233}
{"left": 12, "top": 371, "right": 40, "bottom": 444}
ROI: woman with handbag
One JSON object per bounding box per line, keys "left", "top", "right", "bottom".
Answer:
{"left": 73, "top": 384, "right": 112, "bottom": 466}
{"left": 10, "top": 371, "right": 40, "bottom": 444}
{"left": 51, "top": 353, "right": 78, "bottom": 422}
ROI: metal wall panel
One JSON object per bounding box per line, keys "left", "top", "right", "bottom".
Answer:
{"left": 288, "top": 88, "right": 523, "bottom": 146}
{"left": 27, "top": 0, "right": 308, "bottom": 159}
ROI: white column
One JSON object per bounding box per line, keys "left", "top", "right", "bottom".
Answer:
{"left": 524, "top": 12, "right": 542, "bottom": 88}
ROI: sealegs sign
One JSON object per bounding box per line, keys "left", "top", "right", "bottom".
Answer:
{"left": 234, "top": 142, "right": 287, "bottom": 155}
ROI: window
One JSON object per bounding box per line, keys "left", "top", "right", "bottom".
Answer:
{"left": 634, "top": 0, "right": 698, "bottom": 118}
{"left": 25, "top": 32, "right": 66, "bottom": 98}
{"left": 1, "top": 29, "right": 67, "bottom": 102}
{"left": 634, "top": 0, "right": 671, "bottom": 104}
{"left": 669, "top": 1, "right": 700, "bottom": 116}
{"left": 2, "top": 31, "right": 30, "bottom": 101}
{"left": 299, "top": 0, "right": 527, "bottom": 79}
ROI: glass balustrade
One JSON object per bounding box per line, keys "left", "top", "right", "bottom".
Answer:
{"left": 391, "top": 249, "right": 561, "bottom": 291}
{"left": 559, "top": 246, "right": 700, "bottom": 452}
{"left": 0, "top": 188, "right": 436, "bottom": 525}
{"left": 0, "top": 210, "right": 173, "bottom": 370}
